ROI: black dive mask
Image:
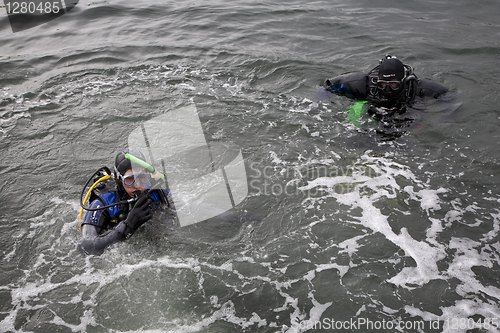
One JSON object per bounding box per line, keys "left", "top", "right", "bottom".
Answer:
{"left": 378, "top": 79, "right": 404, "bottom": 98}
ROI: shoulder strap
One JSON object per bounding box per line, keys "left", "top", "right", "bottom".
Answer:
{"left": 98, "top": 192, "right": 122, "bottom": 218}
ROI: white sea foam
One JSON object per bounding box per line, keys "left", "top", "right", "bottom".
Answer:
{"left": 288, "top": 149, "right": 500, "bottom": 331}
{"left": 298, "top": 152, "right": 449, "bottom": 287}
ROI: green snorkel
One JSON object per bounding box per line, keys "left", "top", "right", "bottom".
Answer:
{"left": 126, "top": 153, "right": 171, "bottom": 206}
{"left": 347, "top": 101, "right": 368, "bottom": 127}
{"left": 125, "top": 153, "right": 165, "bottom": 180}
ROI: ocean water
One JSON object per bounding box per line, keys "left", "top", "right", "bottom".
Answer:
{"left": 1, "top": 0, "right": 500, "bottom": 332}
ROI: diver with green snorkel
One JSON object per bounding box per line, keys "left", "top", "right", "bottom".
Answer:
{"left": 77, "top": 148, "right": 170, "bottom": 256}
{"left": 323, "top": 55, "right": 449, "bottom": 127}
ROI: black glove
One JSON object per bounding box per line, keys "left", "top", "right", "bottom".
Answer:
{"left": 120, "top": 196, "right": 153, "bottom": 240}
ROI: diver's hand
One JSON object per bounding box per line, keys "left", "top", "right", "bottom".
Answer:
{"left": 120, "top": 196, "right": 153, "bottom": 240}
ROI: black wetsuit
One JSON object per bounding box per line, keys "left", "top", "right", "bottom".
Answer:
{"left": 324, "top": 66, "right": 448, "bottom": 116}
{"left": 78, "top": 188, "right": 166, "bottom": 256}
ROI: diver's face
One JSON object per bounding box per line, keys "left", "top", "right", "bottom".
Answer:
{"left": 378, "top": 79, "right": 403, "bottom": 98}
{"left": 122, "top": 168, "right": 149, "bottom": 197}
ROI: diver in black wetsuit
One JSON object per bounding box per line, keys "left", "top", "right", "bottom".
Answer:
{"left": 78, "top": 149, "right": 169, "bottom": 256}
{"left": 324, "top": 55, "right": 449, "bottom": 117}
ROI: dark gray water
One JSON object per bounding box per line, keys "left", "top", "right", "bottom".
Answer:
{"left": 1, "top": 0, "right": 500, "bottom": 332}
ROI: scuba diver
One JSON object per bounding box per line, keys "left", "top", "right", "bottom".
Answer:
{"left": 77, "top": 148, "right": 169, "bottom": 256}
{"left": 324, "top": 55, "right": 449, "bottom": 118}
